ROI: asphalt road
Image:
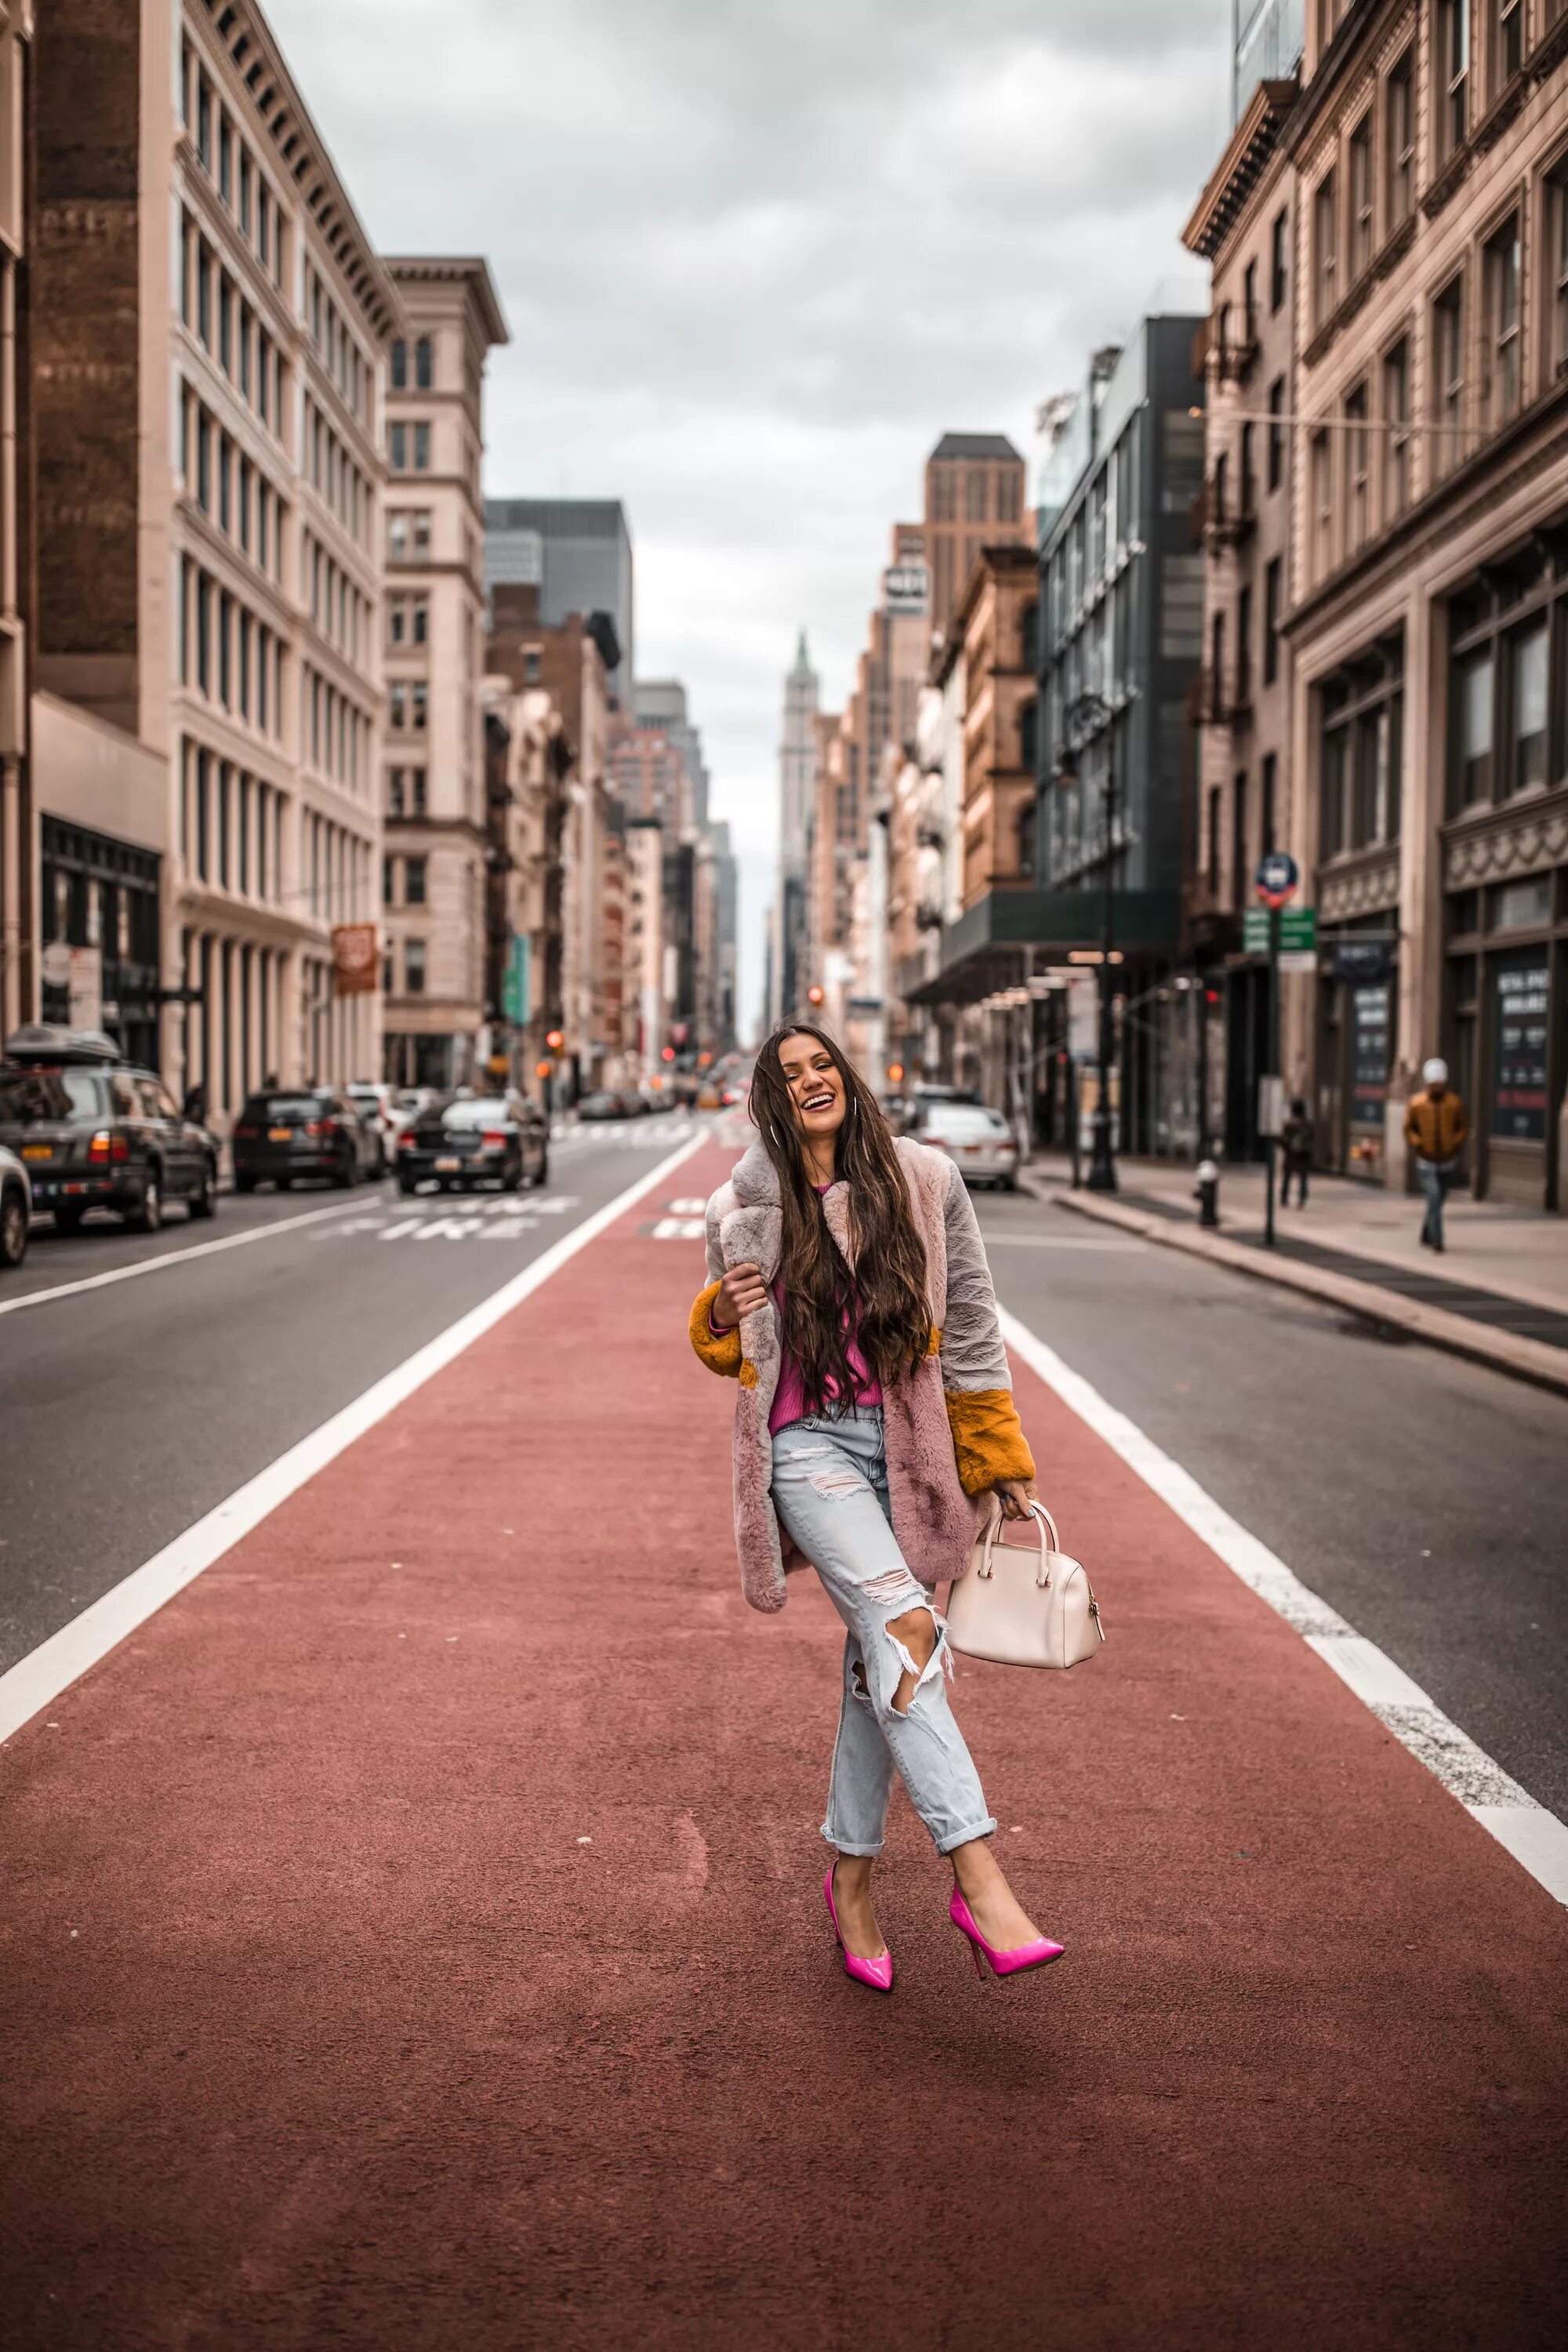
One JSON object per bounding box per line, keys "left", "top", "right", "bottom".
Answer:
{"left": 0, "top": 1115, "right": 703, "bottom": 1675}
{"left": 972, "top": 1180, "right": 1568, "bottom": 1817}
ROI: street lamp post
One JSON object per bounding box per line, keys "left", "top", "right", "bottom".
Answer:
{"left": 1055, "top": 689, "right": 1120, "bottom": 1193}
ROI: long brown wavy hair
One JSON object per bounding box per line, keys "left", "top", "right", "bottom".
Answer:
{"left": 750, "top": 1022, "right": 931, "bottom": 1412}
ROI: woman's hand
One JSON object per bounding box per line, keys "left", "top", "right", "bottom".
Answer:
{"left": 713, "top": 1261, "right": 769, "bottom": 1331}
{"left": 993, "top": 1478, "right": 1039, "bottom": 1523}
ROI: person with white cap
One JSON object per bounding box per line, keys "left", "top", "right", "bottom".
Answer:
{"left": 1403, "top": 1058, "right": 1469, "bottom": 1252}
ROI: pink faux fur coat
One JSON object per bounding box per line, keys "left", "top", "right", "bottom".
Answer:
{"left": 688, "top": 1138, "right": 1034, "bottom": 1613}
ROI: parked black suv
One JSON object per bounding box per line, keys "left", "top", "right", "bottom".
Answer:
{"left": 231, "top": 1087, "right": 381, "bottom": 1191}
{"left": 0, "top": 1025, "right": 220, "bottom": 1232}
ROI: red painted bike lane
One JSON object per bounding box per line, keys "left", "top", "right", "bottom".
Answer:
{"left": 2, "top": 1142, "right": 1564, "bottom": 2350}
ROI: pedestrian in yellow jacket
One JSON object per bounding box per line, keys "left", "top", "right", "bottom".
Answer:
{"left": 1403, "top": 1058, "right": 1468, "bottom": 1252}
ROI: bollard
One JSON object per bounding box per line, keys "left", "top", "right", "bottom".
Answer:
{"left": 1194, "top": 1158, "right": 1220, "bottom": 1229}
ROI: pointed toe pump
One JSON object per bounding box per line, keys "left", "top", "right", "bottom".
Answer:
{"left": 949, "top": 1888, "right": 1064, "bottom": 1981}
{"left": 823, "top": 1867, "right": 894, "bottom": 1994}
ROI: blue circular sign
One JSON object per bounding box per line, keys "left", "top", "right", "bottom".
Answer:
{"left": 1255, "top": 851, "right": 1300, "bottom": 907}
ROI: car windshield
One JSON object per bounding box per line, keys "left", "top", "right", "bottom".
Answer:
{"left": 0, "top": 1069, "right": 101, "bottom": 1123}
{"left": 243, "top": 1094, "right": 325, "bottom": 1120}
{"left": 442, "top": 1098, "right": 510, "bottom": 1127}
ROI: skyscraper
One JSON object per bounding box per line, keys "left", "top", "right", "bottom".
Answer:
{"left": 774, "top": 632, "right": 818, "bottom": 1022}
{"left": 484, "top": 499, "right": 634, "bottom": 700}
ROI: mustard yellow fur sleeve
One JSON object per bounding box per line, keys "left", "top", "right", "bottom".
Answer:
{"left": 945, "top": 1389, "right": 1036, "bottom": 1495}
{"left": 689, "top": 1280, "right": 743, "bottom": 1377}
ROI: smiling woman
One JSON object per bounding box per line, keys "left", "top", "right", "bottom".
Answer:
{"left": 688, "top": 1022, "right": 1064, "bottom": 1994}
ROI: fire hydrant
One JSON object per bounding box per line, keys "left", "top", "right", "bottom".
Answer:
{"left": 1194, "top": 1159, "right": 1220, "bottom": 1229}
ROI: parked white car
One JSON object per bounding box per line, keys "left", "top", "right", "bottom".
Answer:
{"left": 911, "top": 1102, "right": 1020, "bottom": 1190}
{"left": 0, "top": 1142, "right": 32, "bottom": 1269}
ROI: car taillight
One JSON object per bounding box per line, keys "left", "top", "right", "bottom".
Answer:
{"left": 235, "top": 1124, "right": 258, "bottom": 1138}
{"left": 304, "top": 1119, "right": 330, "bottom": 1137}
{"left": 88, "top": 1129, "right": 130, "bottom": 1164}
{"left": 398, "top": 1133, "right": 416, "bottom": 1149}
{"left": 481, "top": 1130, "right": 508, "bottom": 1148}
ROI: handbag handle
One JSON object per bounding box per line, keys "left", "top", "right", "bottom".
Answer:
{"left": 979, "top": 1497, "right": 1061, "bottom": 1584}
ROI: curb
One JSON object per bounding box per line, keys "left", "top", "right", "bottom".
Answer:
{"left": 1053, "top": 1189, "right": 1568, "bottom": 1401}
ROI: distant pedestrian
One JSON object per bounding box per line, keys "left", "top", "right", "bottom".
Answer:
{"left": 1279, "top": 1096, "right": 1313, "bottom": 1207}
{"left": 1404, "top": 1057, "right": 1469, "bottom": 1253}
{"left": 690, "top": 1022, "right": 1063, "bottom": 1994}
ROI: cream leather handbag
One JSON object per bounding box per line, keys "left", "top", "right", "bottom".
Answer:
{"left": 946, "top": 1501, "right": 1105, "bottom": 1670}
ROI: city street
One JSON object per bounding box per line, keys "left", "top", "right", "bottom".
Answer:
{"left": 2, "top": 1126, "right": 1564, "bottom": 2347}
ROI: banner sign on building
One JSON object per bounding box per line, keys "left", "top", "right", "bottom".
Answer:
{"left": 883, "top": 564, "right": 930, "bottom": 615}
{"left": 331, "top": 924, "right": 379, "bottom": 996}
{"left": 502, "top": 934, "right": 530, "bottom": 1025}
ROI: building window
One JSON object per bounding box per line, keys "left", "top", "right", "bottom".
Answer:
{"left": 1313, "top": 169, "right": 1338, "bottom": 325}
{"left": 391, "top": 339, "right": 407, "bottom": 390}
{"left": 1483, "top": 215, "right": 1521, "bottom": 429}
{"left": 1550, "top": 167, "right": 1568, "bottom": 384}
{"left": 1437, "top": 0, "right": 1470, "bottom": 162}
{"left": 1270, "top": 208, "right": 1288, "bottom": 312}
{"left": 411, "top": 768, "right": 427, "bottom": 815}
{"left": 1231, "top": 774, "right": 1249, "bottom": 914}
{"left": 1344, "top": 379, "right": 1370, "bottom": 556}
{"left": 1432, "top": 274, "right": 1465, "bottom": 477}
{"left": 412, "top": 683, "right": 427, "bottom": 731}
{"left": 413, "top": 422, "right": 431, "bottom": 471}
{"left": 1319, "top": 637, "right": 1403, "bottom": 859}
{"left": 1383, "top": 339, "right": 1410, "bottom": 517}
{"left": 1386, "top": 52, "right": 1414, "bottom": 226}
{"left": 1236, "top": 584, "right": 1253, "bottom": 706}
{"left": 404, "top": 856, "right": 427, "bottom": 906}
{"left": 1505, "top": 623, "right": 1548, "bottom": 796}
{"left": 196, "top": 74, "right": 211, "bottom": 170}
{"left": 219, "top": 114, "right": 232, "bottom": 205}
{"left": 1266, "top": 376, "right": 1285, "bottom": 491}
{"left": 382, "top": 856, "right": 396, "bottom": 906}
{"left": 388, "top": 770, "right": 405, "bottom": 818}
{"left": 1261, "top": 752, "right": 1278, "bottom": 856}
{"left": 1207, "top": 786, "right": 1221, "bottom": 895}
{"left": 1310, "top": 428, "right": 1333, "bottom": 579}
{"left": 1494, "top": 0, "right": 1523, "bottom": 89}
{"left": 416, "top": 337, "right": 434, "bottom": 390}
{"left": 1451, "top": 648, "right": 1494, "bottom": 810}
{"left": 1210, "top": 612, "right": 1227, "bottom": 718}
{"left": 1264, "top": 557, "right": 1283, "bottom": 684}
{"left": 390, "top": 422, "right": 408, "bottom": 472}
{"left": 390, "top": 682, "right": 408, "bottom": 731}
{"left": 1348, "top": 114, "right": 1374, "bottom": 280}
{"left": 405, "top": 940, "right": 426, "bottom": 995}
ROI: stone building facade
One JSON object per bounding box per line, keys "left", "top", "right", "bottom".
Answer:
{"left": 379, "top": 256, "right": 507, "bottom": 1091}
{"left": 1283, "top": 0, "right": 1568, "bottom": 1204}
{"left": 1185, "top": 78, "right": 1303, "bottom": 1160}
{"left": 27, "top": 0, "right": 399, "bottom": 1122}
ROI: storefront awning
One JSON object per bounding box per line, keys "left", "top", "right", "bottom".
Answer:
{"left": 902, "top": 885, "right": 1181, "bottom": 1007}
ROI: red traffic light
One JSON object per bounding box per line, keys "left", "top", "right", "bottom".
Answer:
{"left": 662, "top": 1046, "right": 676, "bottom": 1062}
{"left": 806, "top": 984, "right": 825, "bottom": 1006}
{"left": 546, "top": 1029, "right": 564, "bottom": 1051}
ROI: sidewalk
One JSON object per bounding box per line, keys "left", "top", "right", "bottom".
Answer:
{"left": 2, "top": 1140, "right": 1565, "bottom": 2347}
{"left": 1026, "top": 1151, "right": 1568, "bottom": 1393}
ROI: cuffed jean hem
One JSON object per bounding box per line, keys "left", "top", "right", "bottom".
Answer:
{"left": 819, "top": 1822, "right": 884, "bottom": 1858}
{"left": 932, "top": 1813, "right": 999, "bottom": 1857}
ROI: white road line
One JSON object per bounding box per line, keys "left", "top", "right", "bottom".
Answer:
{"left": 0, "top": 1196, "right": 375, "bottom": 1318}
{"left": 0, "top": 1133, "right": 705, "bottom": 1745}
{"left": 1000, "top": 1305, "right": 1568, "bottom": 1909}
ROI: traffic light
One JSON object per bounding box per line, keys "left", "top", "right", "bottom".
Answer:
{"left": 887, "top": 1062, "right": 904, "bottom": 1083}
{"left": 535, "top": 1060, "right": 554, "bottom": 1080}
{"left": 662, "top": 1045, "right": 676, "bottom": 1062}
{"left": 546, "top": 1029, "right": 564, "bottom": 1051}
{"left": 807, "top": 985, "right": 825, "bottom": 1006}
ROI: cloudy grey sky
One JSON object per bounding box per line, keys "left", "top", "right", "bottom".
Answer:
{"left": 268, "top": 0, "right": 1227, "bottom": 1034}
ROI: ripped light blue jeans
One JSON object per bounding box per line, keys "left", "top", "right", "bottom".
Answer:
{"left": 771, "top": 1408, "right": 997, "bottom": 1859}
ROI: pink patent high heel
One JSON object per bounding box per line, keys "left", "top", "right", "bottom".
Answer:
{"left": 824, "top": 1866, "right": 894, "bottom": 1994}
{"left": 949, "top": 1887, "right": 1064, "bottom": 1980}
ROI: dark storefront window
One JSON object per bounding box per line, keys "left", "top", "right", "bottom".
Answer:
{"left": 38, "top": 819, "right": 162, "bottom": 1070}
{"left": 1490, "top": 952, "right": 1549, "bottom": 1144}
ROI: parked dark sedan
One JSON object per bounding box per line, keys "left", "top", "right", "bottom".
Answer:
{"left": 0, "top": 1025, "right": 221, "bottom": 1232}
{"left": 397, "top": 1093, "right": 549, "bottom": 1192}
{"left": 231, "top": 1088, "right": 380, "bottom": 1191}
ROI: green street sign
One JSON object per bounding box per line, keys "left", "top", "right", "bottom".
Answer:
{"left": 501, "top": 934, "right": 530, "bottom": 1024}
{"left": 1243, "top": 906, "right": 1316, "bottom": 956}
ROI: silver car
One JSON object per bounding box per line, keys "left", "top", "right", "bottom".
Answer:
{"left": 0, "top": 1142, "right": 32, "bottom": 1269}
{"left": 913, "top": 1102, "right": 1021, "bottom": 1189}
